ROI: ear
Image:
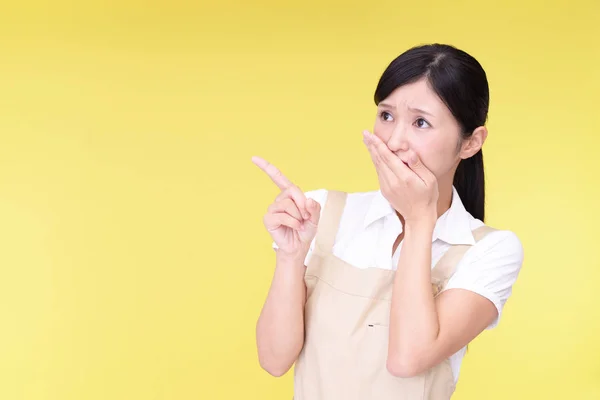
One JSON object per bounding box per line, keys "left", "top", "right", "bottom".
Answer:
{"left": 459, "top": 126, "right": 488, "bottom": 159}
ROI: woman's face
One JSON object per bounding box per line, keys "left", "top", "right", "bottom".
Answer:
{"left": 373, "top": 78, "right": 466, "bottom": 183}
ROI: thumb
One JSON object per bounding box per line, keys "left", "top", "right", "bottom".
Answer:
{"left": 305, "top": 198, "right": 321, "bottom": 227}
{"left": 407, "top": 151, "right": 435, "bottom": 183}
{"left": 407, "top": 151, "right": 424, "bottom": 169}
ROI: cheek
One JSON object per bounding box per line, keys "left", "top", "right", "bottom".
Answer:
{"left": 373, "top": 120, "right": 391, "bottom": 142}
{"left": 414, "top": 138, "right": 456, "bottom": 177}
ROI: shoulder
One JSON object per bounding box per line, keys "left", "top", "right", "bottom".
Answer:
{"left": 450, "top": 226, "right": 524, "bottom": 297}
{"left": 303, "top": 188, "right": 380, "bottom": 204}
{"left": 303, "top": 188, "right": 328, "bottom": 204}
{"left": 303, "top": 188, "right": 379, "bottom": 215}
{"left": 472, "top": 226, "right": 524, "bottom": 263}
{"left": 447, "top": 227, "right": 524, "bottom": 329}
{"left": 461, "top": 213, "right": 524, "bottom": 261}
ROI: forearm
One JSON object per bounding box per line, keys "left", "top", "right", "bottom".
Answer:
{"left": 256, "top": 251, "right": 307, "bottom": 376}
{"left": 388, "top": 219, "right": 439, "bottom": 375}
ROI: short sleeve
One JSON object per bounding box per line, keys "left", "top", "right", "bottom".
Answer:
{"left": 442, "top": 230, "right": 524, "bottom": 330}
{"left": 271, "top": 189, "right": 329, "bottom": 266}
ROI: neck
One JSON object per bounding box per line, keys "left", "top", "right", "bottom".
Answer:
{"left": 436, "top": 178, "right": 454, "bottom": 218}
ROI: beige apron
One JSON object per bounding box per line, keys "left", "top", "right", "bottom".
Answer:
{"left": 293, "top": 191, "right": 495, "bottom": 400}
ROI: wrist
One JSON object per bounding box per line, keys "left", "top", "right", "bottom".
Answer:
{"left": 275, "top": 248, "right": 308, "bottom": 266}
{"left": 404, "top": 216, "right": 436, "bottom": 237}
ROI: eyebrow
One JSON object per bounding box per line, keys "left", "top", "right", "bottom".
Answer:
{"left": 378, "top": 102, "right": 435, "bottom": 118}
{"left": 378, "top": 102, "right": 395, "bottom": 110}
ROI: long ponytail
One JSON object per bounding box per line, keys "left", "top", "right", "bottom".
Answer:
{"left": 453, "top": 149, "right": 485, "bottom": 222}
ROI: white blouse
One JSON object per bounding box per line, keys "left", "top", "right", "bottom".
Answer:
{"left": 272, "top": 187, "right": 524, "bottom": 383}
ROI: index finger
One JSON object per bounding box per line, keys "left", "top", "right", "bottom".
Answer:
{"left": 251, "top": 156, "right": 294, "bottom": 190}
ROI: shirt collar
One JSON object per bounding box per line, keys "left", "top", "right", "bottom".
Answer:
{"left": 434, "top": 187, "right": 476, "bottom": 245}
{"left": 363, "top": 186, "right": 476, "bottom": 245}
{"left": 363, "top": 189, "right": 395, "bottom": 228}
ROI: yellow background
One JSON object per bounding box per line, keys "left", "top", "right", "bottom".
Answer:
{"left": 0, "top": 0, "right": 598, "bottom": 399}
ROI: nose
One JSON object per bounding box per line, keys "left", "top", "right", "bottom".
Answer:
{"left": 386, "top": 124, "right": 409, "bottom": 153}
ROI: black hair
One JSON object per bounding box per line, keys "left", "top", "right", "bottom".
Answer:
{"left": 374, "top": 43, "right": 489, "bottom": 221}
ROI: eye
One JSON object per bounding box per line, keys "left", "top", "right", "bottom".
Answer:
{"left": 380, "top": 111, "right": 394, "bottom": 122}
{"left": 414, "top": 118, "right": 431, "bottom": 129}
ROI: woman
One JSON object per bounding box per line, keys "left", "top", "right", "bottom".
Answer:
{"left": 252, "top": 43, "right": 524, "bottom": 399}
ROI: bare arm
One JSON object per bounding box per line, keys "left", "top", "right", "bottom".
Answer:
{"left": 361, "top": 131, "right": 499, "bottom": 378}
{"left": 256, "top": 251, "right": 307, "bottom": 376}
{"left": 387, "top": 219, "right": 497, "bottom": 377}
{"left": 251, "top": 156, "right": 321, "bottom": 377}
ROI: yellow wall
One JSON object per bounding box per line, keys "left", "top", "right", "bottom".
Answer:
{"left": 0, "top": 1, "right": 598, "bottom": 399}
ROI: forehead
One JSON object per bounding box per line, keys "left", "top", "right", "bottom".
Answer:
{"left": 381, "top": 79, "right": 449, "bottom": 114}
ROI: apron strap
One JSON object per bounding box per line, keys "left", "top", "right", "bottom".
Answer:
{"left": 431, "top": 225, "right": 497, "bottom": 297}
{"left": 472, "top": 225, "right": 497, "bottom": 242}
{"left": 314, "top": 190, "right": 347, "bottom": 254}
